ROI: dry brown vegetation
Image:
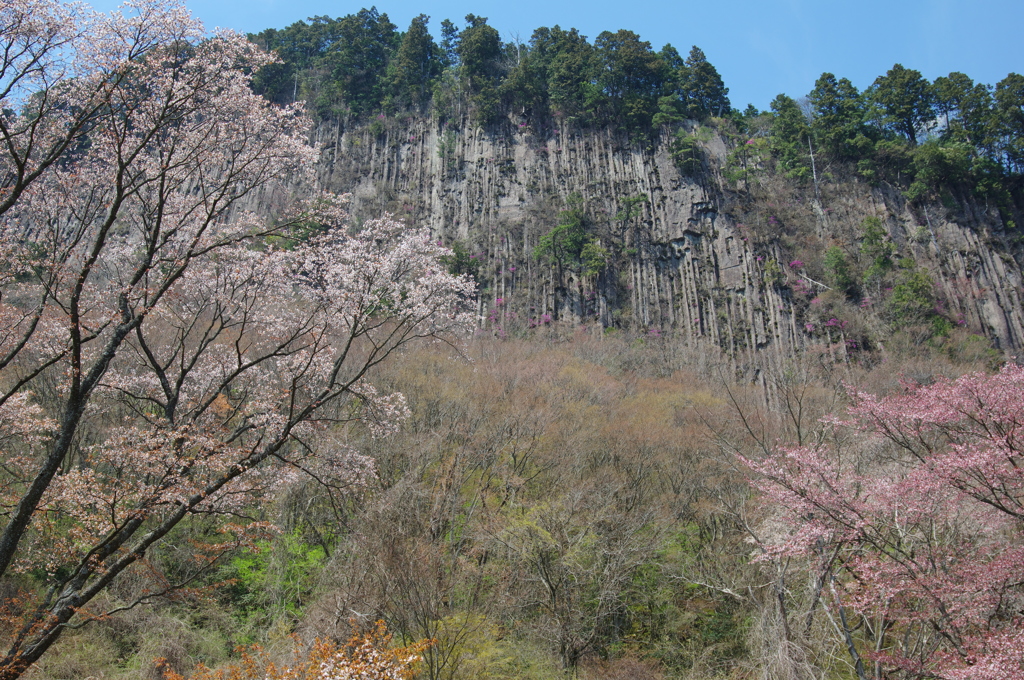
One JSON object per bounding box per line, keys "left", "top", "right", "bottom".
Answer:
{"left": 23, "top": 329, "right": 1003, "bottom": 680}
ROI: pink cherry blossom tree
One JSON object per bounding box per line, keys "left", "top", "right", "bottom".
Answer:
{"left": 0, "top": 1, "right": 474, "bottom": 676}
{"left": 746, "top": 364, "right": 1024, "bottom": 680}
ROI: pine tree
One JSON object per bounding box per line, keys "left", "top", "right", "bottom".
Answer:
{"left": 807, "top": 72, "right": 866, "bottom": 160}
{"left": 439, "top": 18, "right": 460, "bottom": 68}
{"left": 870, "top": 63, "right": 935, "bottom": 145}
{"left": 681, "top": 46, "right": 730, "bottom": 119}
{"left": 457, "top": 15, "right": 503, "bottom": 124}
{"left": 546, "top": 27, "right": 599, "bottom": 121}
{"left": 995, "top": 73, "right": 1024, "bottom": 172}
{"left": 389, "top": 15, "right": 441, "bottom": 109}
{"left": 593, "top": 30, "right": 668, "bottom": 131}
{"left": 768, "top": 94, "right": 810, "bottom": 179}
{"left": 320, "top": 8, "right": 398, "bottom": 116}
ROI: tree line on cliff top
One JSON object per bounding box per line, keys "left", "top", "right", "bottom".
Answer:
{"left": 249, "top": 9, "right": 1023, "bottom": 182}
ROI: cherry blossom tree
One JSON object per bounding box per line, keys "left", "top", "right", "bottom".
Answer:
{"left": 0, "top": 1, "right": 474, "bottom": 676}
{"left": 746, "top": 364, "right": 1024, "bottom": 680}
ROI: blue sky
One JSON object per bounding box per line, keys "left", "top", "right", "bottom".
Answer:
{"left": 89, "top": 0, "right": 1022, "bottom": 111}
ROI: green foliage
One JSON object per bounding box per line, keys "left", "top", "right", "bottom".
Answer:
{"left": 910, "top": 139, "right": 973, "bottom": 197}
{"left": 652, "top": 94, "right": 684, "bottom": 127}
{"left": 725, "top": 135, "right": 767, "bottom": 186}
{"left": 470, "top": 85, "right": 501, "bottom": 125}
{"left": 580, "top": 240, "right": 609, "bottom": 277}
{"left": 500, "top": 39, "right": 547, "bottom": 115}
{"left": 546, "top": 31, "right": 601, "bottom": 121}
{"left": 367, "top": 115, "right": 386, "bottom": 137}
{"left": 593, "top": 30, "right": 668, "bottom": 132}
{"left": 879, "top": 262, "right": 955, "bottom": 339}
{"left": 249, "top": 18, "right": 340, "bottom": 105}
{"left": 995, "top": 72, "right": 1024, "bottom": 172}
{"left": 458, "top": 15, "right": 502, "bottom": 85}
{"left": 389, "top": 14, "right": 442, "bottom": 109}
{"left": 904, "top": 179, "right": 930, "bottom": 203}
{"left": 535, "top": 194, "right": 597, "bottom": 271}
{"left": 248, "top": 10, "right": 399, "bottom": 118}
{"left": 762, "top": 258, "right": 784, "bottom": 286}
{"left": 421, "top": 614, "right": 519, "bottom": 680}
{"left": 823, "top": 246, "right": 857, "bottom": 298}
{"left": 458, "top": 15, "right": 504, "bottom": 125}
{"left": 679, "top": 45, "right": 730, "bottom": 120}
{"left": 869, "top": 138, "right": 915, "bottom": 182}
{"left": 224, "top": 529, "right": 327, "bottom": 627}
{"left": 669, "top": 129, "right": 703, "bottom": 174}
{"left": 249, "top": 15, "right": 743, "bottom": 135}
{"left": 441, "top": 240, "right": 481, "bottom": 279}
{"left": 768, "top": 94, "right": 810, "bottom": 179}
{"left": 657, "top": 43, "right": 685, "bottom": 91}
{"left": 860, "top": 216, "right": 896, "bottom": 288}
{"left": 885, "top": 268, "right": 939, "bottom": 330}
{"left": 532, "top": 195, "right": 611, "bottom": 279}
{"left": 870, "top": 63, "right": 934, "bottom": 144}
{"left": 431, "top": 68, "right": 461, "bottom": 122}
{"left": 439, "top": 18, "right": 460, "bottom": 68}
{"left": 615, "top": 194, "right": 650, "bottom": 231}
{"left": 934, "top": 71, "right": 994, "bottom": 148}
{"left": 437, "top": 127, "right": 458, "bottom": 170}
{"left": 502, "top": 26, "right": 600, "bottom": 123}
{"left": 808, "top": 72, "right": 868, "bottom": 160}
{"left": 32, "top": 607, "right": 235, "bottom": 680}
{"left": 322, "top": 9, "right": 399, "bottom": 117}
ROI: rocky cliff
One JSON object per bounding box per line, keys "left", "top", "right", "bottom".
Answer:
{"left": 309, "top": 115, "right": 1024, "bottom": 356}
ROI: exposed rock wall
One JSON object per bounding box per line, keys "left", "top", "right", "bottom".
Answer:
{"left": 310, "top": 115, "right": 1024, "bottom": 353}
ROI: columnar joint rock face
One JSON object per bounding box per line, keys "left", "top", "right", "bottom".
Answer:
{"left": 312, "top": 116, "right": 1024, "bottom": 354}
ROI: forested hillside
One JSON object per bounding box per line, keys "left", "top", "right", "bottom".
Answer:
{"left": 3, "top": 3, "right": 1024, "bottom": 680}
